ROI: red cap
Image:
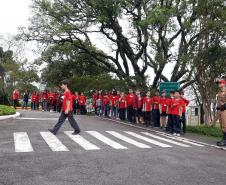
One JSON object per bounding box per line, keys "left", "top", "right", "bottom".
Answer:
{"left": 219, "top": 79, "right": 226, "bottom": 85}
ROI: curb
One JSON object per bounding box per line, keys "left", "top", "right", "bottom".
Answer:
{"left": 99, "top": 117, "right": 226, "bottom": 151}
{"left": 0, "top": 112, "right": 21, "bottom": 121}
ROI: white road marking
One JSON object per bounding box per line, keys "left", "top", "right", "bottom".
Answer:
{"left": 40, "top": 132, "right": 69, "bottom": 152}
{"left": 64, "top": 131, "right": 100, "bottom": 150}
{"left": 125, "top": 132, "right": 172, "bottom": 148}
{"left": 106, "top": 131, "right": 151, "bottom": 149}
{"left": 141, "top": 132, "right": 190, "bottom": 147}
{"left": 157, "top": 133, "right": 204, "bottom": 147}
{"left": 86, "top": 131, "right": 128, "bottom": 149}
{"left": 14, "top": 132, "right": 34, "bottom": 152}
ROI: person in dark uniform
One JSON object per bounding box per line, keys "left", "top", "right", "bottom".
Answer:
{"left": 48, "top": 80, "right": 80, "bottom": 135}
{"left": 216, "top": 79, "right": 226, "bottom": 146}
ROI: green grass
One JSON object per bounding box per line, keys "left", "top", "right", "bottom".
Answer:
{"left": 187, "top": 124, "right": 222, "bottom": 138}
{"left": 0, "top": 105, "right": 16, "bottom": 116}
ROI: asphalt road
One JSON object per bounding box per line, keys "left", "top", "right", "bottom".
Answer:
{"left": 0, "top": 110, "right": 226, "bottom": 185}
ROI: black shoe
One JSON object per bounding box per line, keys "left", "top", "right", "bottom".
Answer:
{"left": 72, "top": 130, "right": 80, "bottom": 135}
{"left": 48, "top": 129, "right": 56, "bottom": 135}
{"left": 217, "top": 140, "right": 226, "bottom": 146}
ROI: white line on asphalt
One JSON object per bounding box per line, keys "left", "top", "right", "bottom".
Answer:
{"left": 86, "top": 131, "right": 128, "bottom": 149}
{"left": 141, "top": 132, "right": 190, "bottom": 147}
{"left": 16, "top": 118, "right": 59, "bottom": 121}
{"left": 157, "top": 133, "right": 204, "bottom": 147}
{"left": 100, "top": 117, "right": 207, "bottom": 148}
{"left": 106, "top": 131, "right": 151, "bottom": 149}
{"left": 40, "top": 132, "right": 69, "bottom": 152}
{"left": 64, "top": 131, "right": 100, "bottom": 150}
{"left": 14, "top": 132, "right": 34, "bottom": 152}
{"left": 125, "top": 132, "right": 172, "bottom": 148}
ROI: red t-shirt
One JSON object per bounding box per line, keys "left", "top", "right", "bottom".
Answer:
{"left": 79, "top": 95, "right": 86, "bottom": 106}
{"left": 152, "top": 96, "right": 161, "bottom": 109}
{"left": 143, "top": 97, "right": 152, "bottom": 112}
{"left": 166, "top": 98, "right": 173, "bottom": 114}
{"left": 92, "top": 94, "right": 97, "bottom": 108}
{"left": 31, "top": 94, "right": 37, "bottom": 102}
{"left": 103, "top": 95, "right": 109, "bottom": 106}
{"left": 42, "top": 92, "right": 48, "bottom": 100}
{"left": 181, "top": 97, "right": 190, "bottom": 113}
{"left": 13, "top": 91, "right": 20, "bottom": 100}
{"left": 171, "top": 98, "right": 185, "bottom": 116}
{"left": 62, "top": 90, "right": 73, "bottom": 111}
{"left": 119, "top": 97, "right": 127, "bottom": 109}
{"left": 136, "top": 96, "right": 143, "bottom": 109}
{"left": 126, "top": 93, "right": 136, "bottom": 107}
{"left": 110, "top": 95, "right": 118, "bottom": 107}
{"left": 160, "top": 97, "right": 168, "bottom": 112}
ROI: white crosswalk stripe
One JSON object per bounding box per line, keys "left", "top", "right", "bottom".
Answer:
{"left": 13, "top": 131, "right": 204, "bottom": 153}
{"left": 64, "top": 131, "right": 100, "bottom": 150}
{"left": 86, "top": 131, "right": 128, "bottom": 149}
{"left": 40, "top": 132, "right": 69, "bottom": 152}
{"left": 14, "top": 132, "right": 34, "bottom": 153}
{"left": 157, "top": 133, "right": 204, "bottom": 147}
{"left": 106, "top": 131, "right": 151, "bottom": 149}
{"left": 141, "top": 132, "right": 190, "bottom": 147}
{"left": 125, "top": 132, "right": 172, "bottom": 148}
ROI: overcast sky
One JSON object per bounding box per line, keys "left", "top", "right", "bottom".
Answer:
{"left": 0, "top": 0, "right": 31, "bottom": 34}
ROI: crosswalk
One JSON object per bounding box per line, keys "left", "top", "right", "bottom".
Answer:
{"left": 13, "top": 131, "right": 204, "bottom": 153}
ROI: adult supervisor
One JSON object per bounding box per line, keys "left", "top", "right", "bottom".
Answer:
{"left": 216, "top": 78, "right": 226, "bottom": 146}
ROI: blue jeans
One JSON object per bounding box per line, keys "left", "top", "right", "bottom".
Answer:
{"left": 42, "top": 100, "right": 48, "bottom": 111}
{"left": 111, "top": 106, "right": 117, "bottom": 118}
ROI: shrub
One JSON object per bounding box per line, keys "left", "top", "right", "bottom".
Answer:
{"left": 0, "top": 105, "right": 16, "bottom": 116}
{"left": 187, "top": 125, "right": 222, "bottom": 138}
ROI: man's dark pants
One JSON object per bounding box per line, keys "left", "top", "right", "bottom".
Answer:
{"left": 127, "top": 106, "right": 135, "bottom": 123}
{"left": 181, "top": 112, "right": 186, "bottom": 133}
{"left": 153, "top": 109, "right": 160, "bottom": 127}
{"left": 52, "top": 111, "right": 80, "bottom": 134}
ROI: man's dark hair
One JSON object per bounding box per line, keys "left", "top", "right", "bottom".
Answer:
{"left": 61, "top": 79, "right": 70, "bottom": 87}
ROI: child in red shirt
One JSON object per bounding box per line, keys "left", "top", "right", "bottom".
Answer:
{"left": 160, "top": 90, "right": 168, "bottom": 129}
{"left": 118, "top": 92, "right": 127, "bottom": 120}
{"left": 180, "top": 90, "right": 190, "bottom": 134}
{"left": 12, "top": 89, "right": 20, "bottom": 109}
{"left": 79, "top": 92, "right": 87, "bottom": 115}
{"left": 31, "top": 92, "right": 37, "bottom": 110}
{"left": 152, "top": 91, "right": 161, "bottom": 127}
{"left": 171, "top": 90, "right": 184, "bottom": 136}
{"left": 143, "top": 91, "right": 153, "bottom": 127}
{"left": 48, "top": 80, "right": 80, "bottom": 135}
{"left": 103, "top": 92, "right": 110, "bottom": 117}
{"left": 126, "top": 89, "right": 136, "bottom": 123}
{"left": 110, "top": 90, "right": 118, "bottom": 119}
{"left": 135, "top": 90, "right": 144, "bottom": 124}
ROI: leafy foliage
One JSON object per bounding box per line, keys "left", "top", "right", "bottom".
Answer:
{"left": 0, "top": 105, "right": 16, "bottom": 116}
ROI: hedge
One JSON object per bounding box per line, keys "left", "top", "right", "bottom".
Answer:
{"left": 187, "top": 125, "right": 222, "bottom": 138}
{"left": 0, "top": 105, "right": 16, "bottom": 116}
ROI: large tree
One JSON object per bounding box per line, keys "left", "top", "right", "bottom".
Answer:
{"left": 20, "top": 0, "right": 225, "bottom": 89}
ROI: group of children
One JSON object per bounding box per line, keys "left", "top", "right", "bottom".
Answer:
{"left": 13, "top": 87, "right": 189, "bottom": 136}
{"left": 12, "top": 89, "right": 88, "bottom": 114}
{"left": 92, "top": 89, "right": 189, "bottom": 136}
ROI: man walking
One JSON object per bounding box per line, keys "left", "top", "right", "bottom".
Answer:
{"left": 48, "top": 80, "right": 80, "bottom": 135}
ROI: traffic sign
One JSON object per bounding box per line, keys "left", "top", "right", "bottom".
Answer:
{"left": 159, "top": 82, "right": 180, "bottom": 96}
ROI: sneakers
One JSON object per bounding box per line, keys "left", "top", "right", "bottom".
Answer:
{"left": 48, "top": 129, "right": 56, "bottom": 135}
{"left": 173, "top": 133, "right": 177, "bottom": 136}
{"left": 72, "top": 130, "right": 81, "bottom": 135}
{"left": 176, "top": 134, "right": 181, "bottom": 137}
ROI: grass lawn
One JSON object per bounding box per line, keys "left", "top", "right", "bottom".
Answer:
{"left": 0, "top": 105, "right": 16, "bottom": 116}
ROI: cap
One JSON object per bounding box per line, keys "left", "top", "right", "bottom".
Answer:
{"left": 219, "top": 79, "right": 226, "bottom": 85}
